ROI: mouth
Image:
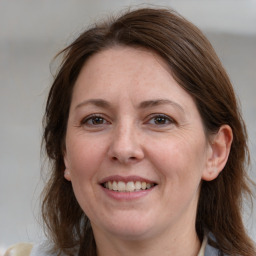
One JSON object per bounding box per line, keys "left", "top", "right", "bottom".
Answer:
{"left": 99, "top": 175, "right": 158, "bottom": 193}
{"left": 101, "top": 180, "right": 157, "bottom": 192}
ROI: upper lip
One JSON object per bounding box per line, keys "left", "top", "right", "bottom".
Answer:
{"left": 99, "top": 175, "right": 157, "bottom": 184}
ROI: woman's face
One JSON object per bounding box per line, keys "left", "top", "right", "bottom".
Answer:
{"left": 64, "top": 46, "right": 213, "bottom": 241}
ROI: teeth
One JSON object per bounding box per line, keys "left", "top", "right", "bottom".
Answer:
{"left": 126, "top": 181, "right": 135, "bottom": 192}
{"left": 103, "top": 181, "right": 155, "bottom": 192}
{"left": 118, "top": 181, "right": 126, "bottom": 191}
{"left": 108, "top": 181, "right": 112, "bottom": 190}
{"left": 146, "top": 183, "right": 151, "bottom": 189}
{"left": 135, "top": 181, "right": 142, "bottom": 190}
{"left": 112, "top": 181, "right": 118, "bottom": 191}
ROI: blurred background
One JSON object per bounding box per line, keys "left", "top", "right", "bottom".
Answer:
{"left": 1, "top": 0, "right": 256, "bottom": 253}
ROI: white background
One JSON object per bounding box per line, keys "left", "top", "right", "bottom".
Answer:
{"left": 1, "top": 0, "right": 256, "bottom": 253}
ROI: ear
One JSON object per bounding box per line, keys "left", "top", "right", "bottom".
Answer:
{"left": 64, "top": 169, "right": 71, "bottom": 181}
{"left": 202, "top": 125, "right": 233, "bottom": 181}
{"left": 63, "top": 152, "right": 71, "bottom": 181}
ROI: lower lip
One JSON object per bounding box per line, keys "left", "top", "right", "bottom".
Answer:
{"left": 100, "top": 186, "right": 155, "bottom": 201}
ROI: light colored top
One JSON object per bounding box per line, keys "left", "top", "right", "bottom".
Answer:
{"left": 3, "top": 243, "right": 33, "bottom": 256}
{"left": 4, "top": 235, "right": 220, "bottom": 256}
{"left": 198, "top": 235, "right": 208, "bottom": 256}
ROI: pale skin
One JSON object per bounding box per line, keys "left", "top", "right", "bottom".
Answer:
{"left": 64, "top": 46, "right": 233, "bottom": 256}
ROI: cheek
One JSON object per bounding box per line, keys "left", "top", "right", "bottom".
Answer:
{"left": 145, "top": 136, "right": 206, "bottom": 222}
{"left": 65, "top": 136, "right": 106, "bottom": 180}
{"left": 148, "top": 134, "right": 207, "bottom": 185}
{"left": 65, "top": 137, "right": 106, "bottom": 214}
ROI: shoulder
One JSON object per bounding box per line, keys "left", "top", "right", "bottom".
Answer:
{"left": 4, "top": 243, "right": 33, "bottom": 256}
{"left": 197, "top": 232, "right": 227, "bottom": 256}
{"left": 4, "top": 241, "right": 59, "bottom": 256}
{"left": 29, "top": 242, "right": 58, "bottom": 256}
{"left": 29, "top": 242, "right": 72, "bottom": 256}
{"left": 204, "top": 233, "right": 228, "bottom": 256}
{"left": 204, "top": 242, "right": 222, "bottom": 256}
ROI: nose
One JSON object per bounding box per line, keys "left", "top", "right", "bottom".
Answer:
{"left": 107, "top": 122, "right": 144, "bottom": 164}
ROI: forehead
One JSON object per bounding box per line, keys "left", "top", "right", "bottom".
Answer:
{"left": 82, "top": 46, "right": 169, "bottom": 80}
{"left": 74, "top": 46, "right": 177, "bottom": 95}
{"left": 71, "top": 46, "right": 197, "bottom": 112}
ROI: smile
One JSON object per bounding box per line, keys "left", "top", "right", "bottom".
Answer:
{"left": 103, "top": 181, "right": 156, "bottom": 192}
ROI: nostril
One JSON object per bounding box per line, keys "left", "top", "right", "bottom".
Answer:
{"left": 111, "top": 155, "right": 138, "bottom": 163}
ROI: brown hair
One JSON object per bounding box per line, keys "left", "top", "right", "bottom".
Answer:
{"left": 42, "top": 8, "right": 255, "bottom": 256}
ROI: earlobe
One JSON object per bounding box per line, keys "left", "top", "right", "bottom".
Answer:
{"left": 63, "top": 152, "right": 71, "bottom": 181}
{"left": 202, "top": 125, "right": 233, "bottom": 181}
{"left": 64, "top": 169, "right": 71, "bottom": 181}
{"left": 202, "top": 163, "right": 220, "bottom": 181}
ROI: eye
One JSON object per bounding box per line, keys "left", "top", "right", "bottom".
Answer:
{"left": 147, "top": 114, "right": 175, "bottom": 126}
{"left": 81, "top": 114, "right": 110, "bottom": 126}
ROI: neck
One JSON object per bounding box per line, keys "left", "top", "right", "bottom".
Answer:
{"left": 93, "top": 223, "right": 201, "bottom": 256}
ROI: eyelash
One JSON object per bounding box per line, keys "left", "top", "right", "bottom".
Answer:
{"left": 81, "top": 114, "right": 110, "bottom": 126}
{"left": 80, "top": 114, "right": 176, "bottom": 127}
{"left": 145, "top": 114, "right": 176, "bottom": 126}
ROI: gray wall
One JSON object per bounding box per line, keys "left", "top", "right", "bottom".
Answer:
{"left": 1, "top": 0, "right": 256, "bottom": 252}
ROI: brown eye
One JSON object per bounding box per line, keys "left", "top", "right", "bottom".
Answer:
{"left": 82, "top": 115, "right": 109, "bottom": 126}
{"left": 154, "top": 116, "right": 168, "bottom": 125}
{"left": 90, "top": 117, "right": 105, "bottom": 125}
{"left": 147, "top": 114, "right": 174, "bottom": 126}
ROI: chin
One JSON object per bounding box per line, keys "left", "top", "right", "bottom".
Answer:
{"left": 110, "top": 226, "right": 154, "bottom": 241}
{"left": 94, "top": 215, "right": 157, "bottom": 241}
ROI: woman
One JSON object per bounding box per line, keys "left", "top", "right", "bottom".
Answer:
{"left": 6, "top": 7, "right": 255, "bottom": 256}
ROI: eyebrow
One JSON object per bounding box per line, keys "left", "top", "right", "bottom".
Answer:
{"left": 75, "top": 98, "right": 184, "bottom": 113}
{"left": 75, "top": 99, "right": 111, "bottom": 109}
{"left": 139, "top": 99, "right": 185, "bottom": 113}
